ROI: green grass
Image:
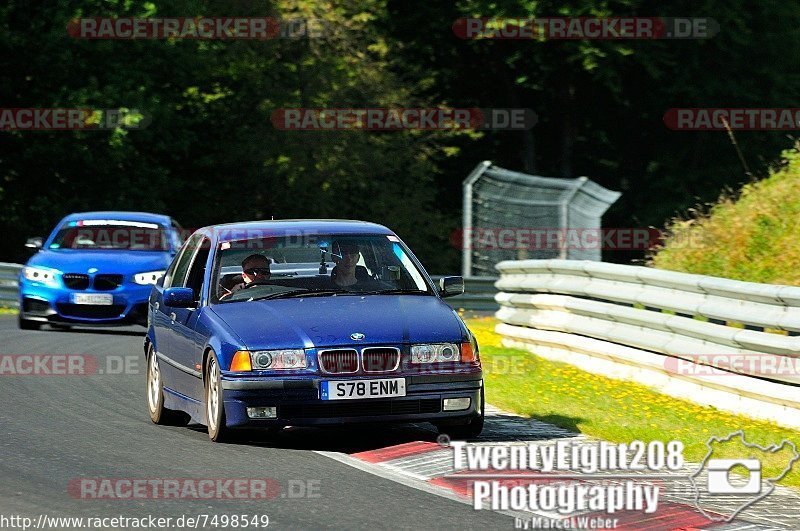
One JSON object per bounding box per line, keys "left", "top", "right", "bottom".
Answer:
{"left": 466, "top": 316, "right": 800, "bottom": 488}
{"left": 0, "top": 306, "right": 18, "bottom": 315}
{"left": 651, "top": 147, "right": 800, "bottom": 284}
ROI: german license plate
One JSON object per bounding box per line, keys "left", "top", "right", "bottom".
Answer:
{"left": 71, "top": 293, "right": 113, "bottom": 305}
{"left": 320, "top": 378, "right": 406, "bottom": 400}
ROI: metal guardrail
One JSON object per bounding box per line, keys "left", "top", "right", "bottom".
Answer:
{"left": 0, "top": 262, "right": 22, "bottom": 308}
{"left": 432, "top": 275, "right": 498, "bottom": 312}
{"left": 494, "top": 259, "right": 800, "bottom": 428}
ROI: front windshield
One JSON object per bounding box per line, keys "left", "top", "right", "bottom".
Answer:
{"left": 49, "top": 220, "right": 169, "bottom": 251}
{"left": 215, "top": 233, "right": 431, "bottom": 302}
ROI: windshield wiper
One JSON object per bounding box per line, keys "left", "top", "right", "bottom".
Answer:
{"left": 252, "top": 288, "right": 352, "bottom": 300}
{"left": 359, "top": 289, "right": 429, "bottom": 295}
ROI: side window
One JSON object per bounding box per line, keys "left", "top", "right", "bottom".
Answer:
{"left": 183, "top": 238, "right": 211, "bottom": 301}
{"left": 164, "top": 234, "right": 201, "bottom": 288}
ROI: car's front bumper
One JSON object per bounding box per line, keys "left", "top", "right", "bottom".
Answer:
{"left": 219, "top": 372, "right": 483, "bottom": 427}
{"left": 19, "top": 281, "right": 151, "bottom": 326}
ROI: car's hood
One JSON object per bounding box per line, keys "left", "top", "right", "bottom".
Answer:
{"left": 26, "top": 249, "right": 171, "bottom": 275}
{"left": 210, "top": 295, "right": 465, "bottom": 350}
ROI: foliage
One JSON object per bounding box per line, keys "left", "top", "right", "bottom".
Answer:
{"left": 0, "top": 0, "right": 454, "bottom": 268}
{"left": 3, "top": 1, "right": 800, "bottom": 272}
{"left": 652, "top": 147, "right": 800, "bottom": 284}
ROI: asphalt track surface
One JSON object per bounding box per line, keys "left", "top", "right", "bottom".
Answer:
{"left": 0, "top": 316, "right": 514, "bottom": 529}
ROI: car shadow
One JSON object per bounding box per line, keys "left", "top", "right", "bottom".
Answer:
{"left": 206, "top": 411, "right": 583, "bottom": 453}
{"left": 186, "top": 421, "right": 438, "bottom": 452}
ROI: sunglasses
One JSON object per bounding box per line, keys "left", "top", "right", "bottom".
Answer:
{"left": 244, "top": 267, "right": 270, "bottom": 276}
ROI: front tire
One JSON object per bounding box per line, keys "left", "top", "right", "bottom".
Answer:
{"left": 146, "top": 345, "right": 188, "bottom": 426}
{"left": 205, "top": 352, "right": 228, "bottom": 442}
{"left": 18, "top": 315, "right": 41, "bottom": 331}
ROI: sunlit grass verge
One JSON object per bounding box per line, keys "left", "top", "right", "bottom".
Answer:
{"left": 0, "top": 306, "right": 18, "bottom": 315}
{"left": 466, "top": 316, "right": 800, "bottom": 488}
{"left": 651, "top": 147, "right": 800, "bottom": 284}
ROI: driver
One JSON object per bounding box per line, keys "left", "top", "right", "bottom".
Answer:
{"left": 220, "top": 254, "right": 272, "bottom": 299}
{"left": 330, "top": 240, "right": 372, "bottom": 289}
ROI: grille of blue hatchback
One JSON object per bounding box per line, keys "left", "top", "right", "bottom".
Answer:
{"left": 93, "top": 274, "right": 123, "bottom": 291}
{"left": 62, "top": 273, "right": 90, "bottom": 290}
{"left": 56, "top": 303, "right": 125, "bottom": 319}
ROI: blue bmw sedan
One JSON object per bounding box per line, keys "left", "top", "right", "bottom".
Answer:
{"left": 145, "top": 220, "right": 484, "bottom": 441}
{"left": 19, "top": 211, "right": 184, "bottom": 330}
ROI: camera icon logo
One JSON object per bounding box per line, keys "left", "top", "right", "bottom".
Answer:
{"left": 707, "top": 458, "right": 762, "bottom": 494}
{"left": 690, "top": 431, "right": 799, "bottom": 523}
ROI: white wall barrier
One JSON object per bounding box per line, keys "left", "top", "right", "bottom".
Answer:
{"left": 494, "top": 259, "right": 800, "bottom": 429}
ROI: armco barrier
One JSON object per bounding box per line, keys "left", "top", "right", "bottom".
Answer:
{"left": 494, "top": 259, "right": 800, "bottom": 429}
{"left": 0, "top": 263, "right": 22, "bottom": 308}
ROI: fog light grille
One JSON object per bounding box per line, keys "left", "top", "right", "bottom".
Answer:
{"left": 247, "top": 407, "right": 277, "bottom": 419}
{"left": 443, "top": 397, "right": 471, "bottom": 411}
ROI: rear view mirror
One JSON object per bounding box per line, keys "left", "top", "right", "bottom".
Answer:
{"left": 382, "top": 265, "right": 401, "bottom": 281}
{"left": 438, "top": 276, "right": 465, "bottom": 298}
{"left": 25, "top": 237, "right": 43, "bottom": 250}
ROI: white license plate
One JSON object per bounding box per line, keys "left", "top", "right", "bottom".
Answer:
{"left": 71, "top": 293, "right": 113, "bottom": 305}
{"left": 320, "top": 378, "right": 406, "bottom": 401}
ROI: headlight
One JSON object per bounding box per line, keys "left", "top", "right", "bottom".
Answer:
{"left": 134, "top": 270, "right": 166, "bottom": 285}
{"left": 22, "top": 266, "right": 60, "bottom": 286}
{"left": 411, "top": 343, "right": 460, "bottom": 364}
{"left": 251, "top": 349, "right": 307, "bottom": 370}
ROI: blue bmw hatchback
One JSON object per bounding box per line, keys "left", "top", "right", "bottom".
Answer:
{"left": 19, "top": 211, "right": 184, "bottom": 330}
{"left": 145, "top": 220, "right": 484, "bottom": 441}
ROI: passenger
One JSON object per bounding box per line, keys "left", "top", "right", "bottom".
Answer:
{"left": 220, "top": 254, "right": 272, "bottom": 298}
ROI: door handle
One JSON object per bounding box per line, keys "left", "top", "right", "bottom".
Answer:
{"left": 169, "top": 312, "right": 176, "bottom": 322}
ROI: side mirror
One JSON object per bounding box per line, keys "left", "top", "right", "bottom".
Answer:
{"left": 163, "top": 287, "right": 195, "bottom": 308}
{"left": 25, "top": 237, "right": 43, "bottom": 250}
{"left": 438, "top": 276, "right": 465, "bottom": 298}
